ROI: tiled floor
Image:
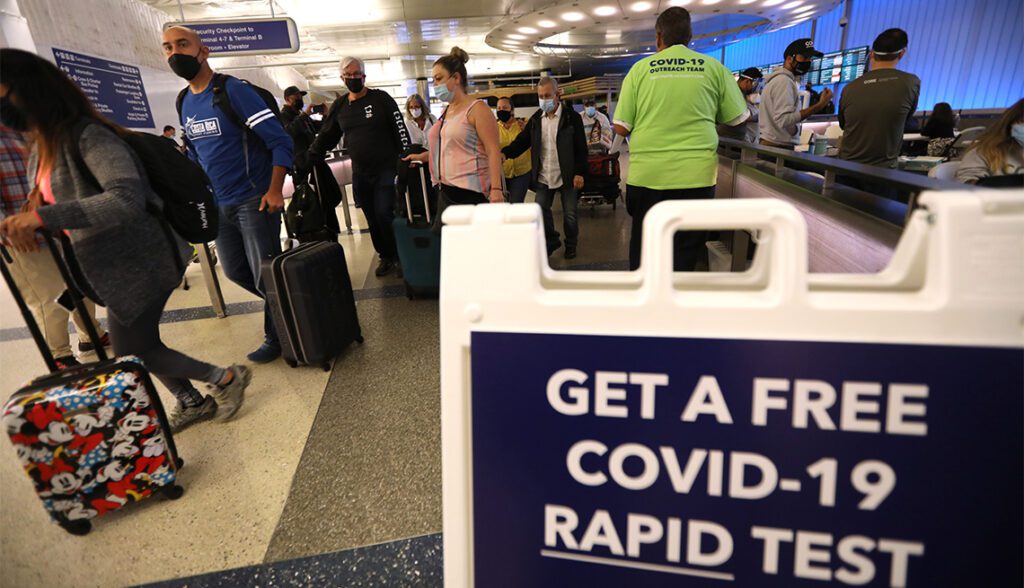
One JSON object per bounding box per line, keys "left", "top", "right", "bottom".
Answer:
{"left": 0, "top": 180, "right": 634, "bottom": 587}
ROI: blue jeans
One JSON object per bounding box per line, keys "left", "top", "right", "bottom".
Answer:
{"left": 534, "top": 182, "right": 579, "bottom": 250}
{"left": 506, "top": 173, "right": 531, "bottom": 204}
{"left": 352, "top": 168, "right": 397, "bottom": 259}
{"left": 216, "top": 197, "right": 282, "bottom": 347}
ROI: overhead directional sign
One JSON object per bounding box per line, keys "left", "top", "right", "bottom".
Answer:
{"left": 167, "top": 17, "right": 300, "bottom": 56}
{"left": 53, "top": 48, "right": 154, "bottom": 129}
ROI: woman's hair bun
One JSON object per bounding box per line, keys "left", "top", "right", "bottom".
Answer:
{"left": 449, "top": 46, "right": 469, "bottom": 65}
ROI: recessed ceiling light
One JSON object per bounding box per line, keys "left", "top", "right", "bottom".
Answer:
{"left": 594, "top": 5, "right": 618, "bottom": 16}
{"left": 794, "top": 4, "right": 815, "bottom": 11}
{"left": 561, "top": 11, "right": 585, "bottom": 21}
{"left": 781, "top": 1, "right": 803, "bottom": 8}
{"left": 518, "top": 26, "right": 538, "bottom": 34}
{"left": 538, "top": 19, "right": 558, "bottom": 28}
{"left": 668, "top": 0, "right": 693, "bottom": 5}
{"left": 702, "top": 0, "right": 721, "bottom": 4}
{"left": 630, "top": 1, "right": 653, "bottom": 11}
{"left": 739, "top": 0, "right": 757, "bottom": 3}
{"left": 763, "top": 0, "right": 786, "bottom": 5}
{"left": 508, "top": 33, "right": 526, "bottom": 39}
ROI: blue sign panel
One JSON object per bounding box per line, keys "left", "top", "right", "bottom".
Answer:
{"left": 183, "top": 18, "right": 297, "bottom": 55}
{"left": 471, "top": 332, "right": 1023, "bottom": 587}
{"left": 52, "top": 48, "right": 154, "bottom": 129}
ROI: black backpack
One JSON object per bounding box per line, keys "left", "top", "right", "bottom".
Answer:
{"left": 70, "top": 122, "right": 218, "bottom": 244}
{"left": 176, "top": 73, "right": 282, "bottom": 145}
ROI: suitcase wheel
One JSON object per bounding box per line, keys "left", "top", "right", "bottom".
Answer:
{"left": 60, "top": 519, "right": 91, "bottom": 536}
{"left": 405, "top": 283, "right": 414, "bottom": 300}
{"left": 176, "top": 457, "right": 185, "bottom": 469}
{"left": 355, "top": 335, "right": 364, "bottom": 344}
{"left": 321, "top": 362, "right": 331, "bottom": 372}
{"left": 285, "top": 359, "right": 298, "bottom": 368}
{"left": 163, "top": 484, "right": 185, "bottom": 500}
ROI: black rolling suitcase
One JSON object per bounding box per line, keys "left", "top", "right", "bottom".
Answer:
{"left": 262, "top": 241, "right": 363, "bottom": 371}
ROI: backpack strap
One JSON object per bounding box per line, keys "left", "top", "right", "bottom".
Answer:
{"left": 175, "top": 87, "right": 188, "bottom": 126}
{"left": 211, "top": 73, "right": 249, "bottom": 133}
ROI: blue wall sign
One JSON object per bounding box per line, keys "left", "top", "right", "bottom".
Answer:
{"left": 174, "top": 18, "right": 299, "bottom": 56}
{"left": 471, "top": 332, "right": 1023, "bottom": 587}
{"left": 52, "top": 48, "right": 154, "bottom": 129}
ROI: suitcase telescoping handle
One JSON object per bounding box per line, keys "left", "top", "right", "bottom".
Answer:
{"left": 0, "top": 231, "right": 109, "bottom": 372}
{"left": 409, "top": 162, "right": 432, "bottom": 225}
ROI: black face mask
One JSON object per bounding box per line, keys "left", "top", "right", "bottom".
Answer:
{"left": 344, "top": 77, "right": 365, "bottom": 94}
{"left": 793, "top": 59, "right": 812, "bottom": 75}
{"left": 168, "top": 52, "right": 202, "bottom": 81}
{"left": 0, "top": 96, "right": 29, "bottom": 132}
{"left": 293, "top": 99, "right": 304, "bottom": 109}
{"left": 496, "top": 110, "right": 513, "bottom": 123}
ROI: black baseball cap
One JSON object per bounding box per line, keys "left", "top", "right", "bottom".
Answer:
{"left": 284, "top": 86, "right": 307, "bottom": 98}
{"left": 739, "top": 67, "right": 763, "bottom": 80}
{"left": 784, "top": 38, "right": 824, "bottom": 59}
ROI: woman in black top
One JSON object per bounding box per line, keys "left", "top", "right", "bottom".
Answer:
{"left": 922, "top": 103, "right": 956, "bottom": 138}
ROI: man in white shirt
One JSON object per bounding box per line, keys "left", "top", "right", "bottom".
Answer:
{"left": 502, "top": 78, "right": 588, "bottom": 259}
{"left": 581, "top": 98, "right": 613, "bottom": 153}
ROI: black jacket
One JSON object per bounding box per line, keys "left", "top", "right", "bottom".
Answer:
{"left": 502, "top": 102, "right": 587, "bottom": 189}
{"left": 280, "top": 104, "right": 318, "bottom": 168}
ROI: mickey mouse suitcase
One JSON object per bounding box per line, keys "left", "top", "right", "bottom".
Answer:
{"left": 0, "top": 238, "right": 183, "bottom": 536}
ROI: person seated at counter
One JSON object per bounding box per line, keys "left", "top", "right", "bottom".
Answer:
{"left": 956, "top": 99, "right": 1024, "bottom": 185}
{"left": 921, "top": 102, "right": 958, "bottom": 157}
{"left": 922, "top": 103, "right": 956, "bottom": 139}
{"left": 837, "top": 28, "right": 920, "bottom": 169}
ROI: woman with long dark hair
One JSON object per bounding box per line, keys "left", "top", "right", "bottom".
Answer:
{"left": 922, "top": 102, "right": 956, "bottom": 139}
{"left": 0, "top": 48, "right": 250, "bottom": 432}
{"left": 956, "top": 99, "right": 1024, "bottom": 184}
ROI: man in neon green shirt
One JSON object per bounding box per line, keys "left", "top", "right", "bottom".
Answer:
{"left": 613, "top": 7, "right": 749, "bottom": 271}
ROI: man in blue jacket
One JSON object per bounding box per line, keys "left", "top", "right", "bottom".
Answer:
{"left": 162, "top": 26, "right": 293, "bottom": 364}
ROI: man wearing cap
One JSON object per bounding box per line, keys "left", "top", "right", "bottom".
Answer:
{"left": 718, "top": 67, "right": 763, "bottom": 143}
{"left": 281, "top": 86, "right": 315, "bottom": 168}
{"left": 838, "top": 29, "right": 920, "bottom": 168}
{"left": 281, "top": 85, "right": 342, "bottom": 236}
{"left": 760, "top": 38, "right": 834, "bottom": 149}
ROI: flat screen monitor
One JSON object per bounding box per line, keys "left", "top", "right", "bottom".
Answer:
{"left": 803, "top": 46, "right": 869, "bottom": 86}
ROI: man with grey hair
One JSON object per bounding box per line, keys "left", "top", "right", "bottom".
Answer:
{"left": 306, "top": 56, "right": 411, "bottom": 276}
{"left": 162, "top": 25, "right": 293, "bottom": 366}
{"left": 502, "top": 76, "right": 587, "bottom": 258}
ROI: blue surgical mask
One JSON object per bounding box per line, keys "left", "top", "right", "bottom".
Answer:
{"left": 434, "top": 81, "right": 453, "bottom": 103}
{"left": 1012, "top": 123, "right": 1024, "bottom": 148}
{"left": 585, "top": 106, "right": 596, "bottom": 117}
{"left": 539, "top": 99, "right": 556, "bottom": 113}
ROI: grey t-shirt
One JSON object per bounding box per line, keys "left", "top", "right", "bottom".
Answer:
{"left": 838, "top": 68, "right": 920, "bottom": 168}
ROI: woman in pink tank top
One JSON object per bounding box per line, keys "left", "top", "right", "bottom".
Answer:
{"left": 404, "top": 47, "right": 504, "bottom": 212}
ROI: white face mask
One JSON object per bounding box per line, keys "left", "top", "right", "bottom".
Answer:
{"left": 411, "top": 108, "right": 423, "bottom": 118}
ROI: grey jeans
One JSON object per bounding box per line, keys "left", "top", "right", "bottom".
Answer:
{"left": 108, "top": 289, "right": 225, "bottom": 403}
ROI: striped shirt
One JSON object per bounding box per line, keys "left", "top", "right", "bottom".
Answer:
{"left": 428, "top": 100, "right": 491, "bottom": 195}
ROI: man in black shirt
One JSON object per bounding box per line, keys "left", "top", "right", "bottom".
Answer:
{"left": 282, "top": 85, "right": 342, "bottom": 237}
{"left": 307, "top": 56, "right": 411, "bottom": 276}
{"left": 160, "top": 125, "right": 180, "bottom": 149}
